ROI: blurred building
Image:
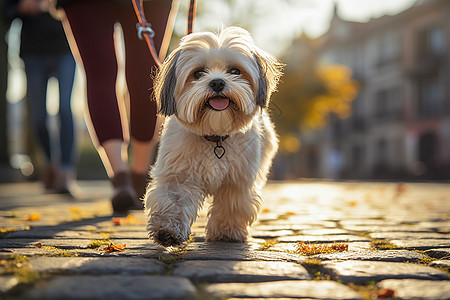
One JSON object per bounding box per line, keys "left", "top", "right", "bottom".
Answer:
{"left": 296, "top": 0, "right": 450, "bottom": 180}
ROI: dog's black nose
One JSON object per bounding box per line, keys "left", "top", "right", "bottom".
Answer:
{"left": 209, "top": 79, "right": 225, "bottom": 92}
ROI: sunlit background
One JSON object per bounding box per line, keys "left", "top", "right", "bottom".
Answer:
{"left": 3, "top": 0, "right": 450, "bottom": 181}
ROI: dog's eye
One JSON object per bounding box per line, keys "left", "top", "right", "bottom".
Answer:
{"left": 193, "top": 69, "right": 206, "bottom": 79}
{"left": 229, "top": 68, "right": 241, "bottom": 75}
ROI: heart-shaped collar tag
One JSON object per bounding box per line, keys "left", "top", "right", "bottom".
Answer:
{"left": 204, "top": 135, "right": 229, "bottom": 160}
{"left": 214, "top": 145, "right": 225, "bottom": 159}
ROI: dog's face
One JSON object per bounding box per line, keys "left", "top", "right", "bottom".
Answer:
{"left": 154, "top": 27, "right": 283, "bottom": 136}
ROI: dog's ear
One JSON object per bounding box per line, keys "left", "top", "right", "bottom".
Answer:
{"left": 253, "top": 51, "right": 284, "bottom": 108}
{"left": 154, "top": 51, "right": 181, "bottom": 116}
{"left": 255, "top": 55, "right": 269, "bottom": 107}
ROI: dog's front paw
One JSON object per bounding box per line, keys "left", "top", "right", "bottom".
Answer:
{"left": 148, "top": 215, "right": 190, "bottom": 247}
{"left": 154, "top": 229, "right": 186, "bottom": 247}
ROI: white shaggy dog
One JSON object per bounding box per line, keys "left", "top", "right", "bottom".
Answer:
{"left": 144, "top": 27, "right": 283, "bottom": 247}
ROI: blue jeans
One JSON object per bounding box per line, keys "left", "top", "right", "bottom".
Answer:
{"left": 23, "top": 53, "right": 76, "bottom": 170}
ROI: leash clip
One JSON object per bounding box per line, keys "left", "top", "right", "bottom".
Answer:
{"left": 136, "top": 22, "right": 155, "bottom": 40}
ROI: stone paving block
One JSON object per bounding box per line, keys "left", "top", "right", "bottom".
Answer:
{"left": 0, "top": 244, "right": 107, "bottom": 257}
{"left": 300, "top": 228, "right": 355, "bottom": 236}
{"left": 249, "top": 229, "right": 296, "bottom": 239}
{"left": 340, "top": 219, "right": 401, "bottom": 227}
{"left": 99, "top": 225, "right": 147, "bottom": 232}
{"left": 391, "top": 239, "right": 450, "bottom": 250}
{"left": 3, "top": 238, "right": 159, "bottom": 250}
{"left": 311, "top": 250, "right": 428, "bottom": 263}
{"left": 0, "top": 275, "right": 19, "bottom": 294}
{"left": 418, "top": 221, "right": 450, "bottom": 233}
{"left": 252, "top": 224, "right": 321, "bottom": 231}
{"left": 0, "top": 238, "right": 94, "bottom": 250}
{"left": 377, "top": 279, "right": 450, "bottom": 299}
{"left": 425, "top": 248, "right": 450, "bottom": 259}
{"left": 369, "top": 232, "right": 449, "bottom": 240}
{"left": 25, "top": 275, "right": 197, "bottom": 300}
{"left": 0, "top": 238, "right": 164, "bottom": 258}
{"left": 277, "top": 234, "right": 371, "bottom": 243}
{"left": 204, "top": 280, "right": 362, "bottom": 299}
{"left": 29, "top": 257, "right": 166, "bottom": 275}
{"left": 269, "top": 242, "right": 372, "bottom": 253}
{"left": 342, "top": 225, "right": 432, "bottom": 233}
{"left": 429, "top": 260, "right": 450, "bottom": 271}
{"left": 180, "top": 242, "right": 305, "bottom": 263}
{"left": 109, "top": 231, "right": 149, "bottom": 239}
{"left": 322, "top": 260, "right": 449, "bottom": 284}
{"left": 262, "top": 219, "right": 337, "bottom": 228}
{"left": 173, "top": 260, "right": 310, "bottom": 283}
{"left": 4, "top": 229, "right": 106, "bottom": 240}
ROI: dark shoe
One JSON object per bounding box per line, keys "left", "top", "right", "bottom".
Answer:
{"left": 42, "top": 164, "right": 57, "bottom": 191}
{"left": 53, "top": 169, "right": 77, "bottom": 197}
{"left": 111, "top": 172, "right": 143, "bottom": 214}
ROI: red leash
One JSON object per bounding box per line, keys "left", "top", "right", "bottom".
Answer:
{"left": 187, "top": 0, "right": 196, "bottom": 35}
{"left": 132, "top": 0, "right": 196, "bottom": 67}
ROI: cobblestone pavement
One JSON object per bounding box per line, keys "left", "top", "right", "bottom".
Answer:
{"left": 0, "top": 181, "right": 449, "bottom": 299}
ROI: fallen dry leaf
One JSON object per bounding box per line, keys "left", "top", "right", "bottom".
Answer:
{"left": 69, "top": 206, "right": 81, "bottom": 213}
{"left": 125, "top": 215, "right": 140, "bottom": 224}
{"left": 34, "top": 243, "right": 42, "bottom": 248}
{"left": 111, "top": 218, "right": 125, "bottom": 226}
{"left": 104, "top": 243, "right": 126, "bottom": 252}
{"left": 346, "top": 201, "right": 357, "bottom": 207}
{"left": 25, "top": 213, "right": 40, "bottom": 221}
{"left": 377, "top": 288, "right": 395, "bottom": 298}
{"left": 111, "top": 215, "right": 141, "bottom": 226}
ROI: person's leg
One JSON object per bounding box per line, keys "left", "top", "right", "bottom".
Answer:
{"left": 23, "top": 56, "right": 54, "bottom": 189}
{"left": 63, "top": 1, "right": 138, "bottom": 212}
{"left": 23, "top": 57, "right": 51, "bottom": 162}
{"left": 63, "top": 1, "right": 126, "bottom": 173}
{"left": 53, "top": 52, "right": 77, "bottom": 193}
{"left": 55, "top": 52, "right": 76, "bottom": 171}
{"left": 120, "top": 0, "right": 173, "bottom": 198}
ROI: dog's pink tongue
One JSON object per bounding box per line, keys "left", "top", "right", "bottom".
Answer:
{"left": 208, "top": 97, "right": 229, "bottom": 111}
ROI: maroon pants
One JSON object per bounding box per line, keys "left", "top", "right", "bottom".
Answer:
{"left": 64, "top": 0, "right": 172, "bottom": 144}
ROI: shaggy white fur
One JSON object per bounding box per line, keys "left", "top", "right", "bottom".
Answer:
{"left": 144, "top": 27, "right": 283, "bottom": 247}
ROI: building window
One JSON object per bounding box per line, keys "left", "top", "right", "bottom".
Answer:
{"left": 351, "top": 144, "right": 364, "bottom": 176}
{"left": 346, "top": 97, "right": 366, "bottom": 131}
{"left": 418, "top": 26, "right": 444, "bottom": 59}
{"left": 418, "top": 77, "right": 441, "bottom": 118}
{"left": 375, "top": 87, "right": 402, "bottom": 121}
{"left": 377, "top": 32, "right": 400, "bottom": 68}
{"left": 375, "top": 138, "right": 389, "bottom": 168}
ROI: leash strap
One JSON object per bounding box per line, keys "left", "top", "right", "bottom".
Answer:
{"left": 187, "top": 0, "right": 196, "bottom": 35}
{"left": 132, "top": 0, "right": 161, "bottom": 66}
{"left": 132, "top": 0, "right": 197, "bottom": 67}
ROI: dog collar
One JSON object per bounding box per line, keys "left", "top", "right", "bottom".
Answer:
{"left": 203, "top": 135, "right": 229, "bottom": 159}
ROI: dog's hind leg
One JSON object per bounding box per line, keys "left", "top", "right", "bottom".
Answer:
{"left": 206, "top": 183, "right": 261, "bottom": 242}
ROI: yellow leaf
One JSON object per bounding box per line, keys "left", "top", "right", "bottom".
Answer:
{"left": 25, "top": 213, "right": 40, "bottom": 221}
